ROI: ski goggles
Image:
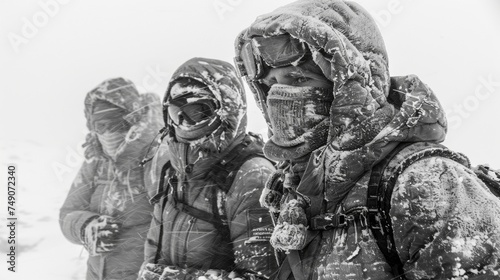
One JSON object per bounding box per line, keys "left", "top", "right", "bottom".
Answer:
{"left": 234, "top": 34, "right": 309, "bottom": 81}
{"left": 93, "top": 119, "right": 130, "bottom": 134}
{"left": 166, "top": 97, "right": 218, "bottom": 126}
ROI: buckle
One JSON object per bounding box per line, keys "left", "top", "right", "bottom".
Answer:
{"left": 367, "top": 211, "right": 381, "bottom": 229}
{"left": 311, "top": 213, "right": 348, "bottom": 230}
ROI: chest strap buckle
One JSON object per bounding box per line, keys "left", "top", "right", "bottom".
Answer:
{"left": 310, "top": 213, "right": 348, "bottom": 230}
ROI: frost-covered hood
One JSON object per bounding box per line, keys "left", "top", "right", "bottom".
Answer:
{"left": 236, "top": 0, "right": 448, "bottom": 207}
{"left": 163, "top": 58, "right": 247, "bottom": 176}
{"left": 84, "top": 77, "right": 163, "bottom": 168}
{"left": 236, "top": 0, "right": 447, "bottom": 152}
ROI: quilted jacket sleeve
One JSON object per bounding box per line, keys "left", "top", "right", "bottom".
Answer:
{"left": 59, "top": 159, "right": 100, "bottom": 244}
{"left": 390, "top": 156, "right": 500, "bottom": 279}
{"left": 226, "top": 156, "right": 278, "bottom": 279}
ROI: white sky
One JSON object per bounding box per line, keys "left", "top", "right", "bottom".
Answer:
{"left": 0, "top": 1, "right": 500, "bottom": 279}
{"left": 0, "top": 0, "right": 499, "bottom": 191}
{"left": 1, "top": 0, "right": 500, "bottom": 164}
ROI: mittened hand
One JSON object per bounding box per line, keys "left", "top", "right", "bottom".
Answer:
{"left": 139, "top": 264, "right": 244, "bottom": 280}
{"left": 160, "top": 266, "right": 207, "bottom": 280}
{"left": 139, "top": 263, "right": 167, "bottom": 280}
{"left": 82, "top": 215, "right": 121, "bottom": 256}
{"left": 270, "top": 199, "right": 308, "bottom": 252}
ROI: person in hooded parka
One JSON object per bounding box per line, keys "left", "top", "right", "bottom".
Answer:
{"left": 234, "top": 0, "right": 500, "bottom": 279}
{"left": 59, "top": 77, "right": 163, "bottom": 280}
{"left": 138, "top": 57, "right": 278, "bottom": 280}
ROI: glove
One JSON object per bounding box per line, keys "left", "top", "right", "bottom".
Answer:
{"left": 138, "top": 263, "right": 244, "bottom": 280}
{"left": 81, "top": 215, "right": 121, "bottom": 256}
{"left": 270, "top": 198, "right": 308, "bottom": 252}
{"left": 138, "top": 263, "right": 165, "bottom": 280}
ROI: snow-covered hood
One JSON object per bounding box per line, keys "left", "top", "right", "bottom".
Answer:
{"left": 84, "top": 77, "right": 163, "bottom": 168}
{"left": 163, "top": 58, "right": 247, "bottom": 161}
{"left": 236, "top": 0, "right": 448, "bottom": 207}
{"left": 236, "top": 0, "right": 447, "bottom": 151}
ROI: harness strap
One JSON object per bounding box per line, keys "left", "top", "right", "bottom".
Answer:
{"left": 150, "top": 133, "right": 268, "bottom": 265}
{"left": 288, "top": 251, "right": 306, "bottom": 280}
{"left": 152, "top": 161, "right": 172, "bottom": 264}
{"left": 175, "top": 202, "right": 226, "bottom": 230}
{"left": 310, "top": 213, "right": 348, "bottom": 230}
{"left": 366, "top": 142, "right": 412, "bottom": 280}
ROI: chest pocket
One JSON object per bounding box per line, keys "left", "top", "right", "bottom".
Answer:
{"left": 94, "top": 161, "right": 146, "bottom": 216}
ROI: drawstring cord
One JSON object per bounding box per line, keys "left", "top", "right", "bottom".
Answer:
{"left": 139, "top": 127, "right": 167, "bottom": 167}
{"left": 126, "top": 169, "right": 134, "bottom": 203}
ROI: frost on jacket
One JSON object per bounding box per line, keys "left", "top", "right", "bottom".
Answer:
{"left": 236, "top": 0, "right": 500, "bottom": 279}
{"left": 142, "top": 58, "right": 278, "bottom": 278}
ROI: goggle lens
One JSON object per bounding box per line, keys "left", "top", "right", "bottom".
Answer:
{"left": 236, "top": 34, "right": 309, "bottom": 80}
{"left": 168, "top": 101, "right": 217, "bottom": 126}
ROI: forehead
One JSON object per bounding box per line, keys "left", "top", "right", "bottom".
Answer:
{"left": 266, "top": 65, "right": 299, "bottom": 76}
{"left": 93, "top": 119, "right": 122, "bottom": 126}
{"left": 267, "top": 59, "right": 324, "bottom": 75}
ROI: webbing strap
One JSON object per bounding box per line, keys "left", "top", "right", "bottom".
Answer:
{"left": 367, "top": 142, "right": 411, "bottom": 280}
{"left": 152, "top": 161, "right": 172, "bottom": 263}
{"left": 288, "top": 251, "right": 306, "bottom": 280}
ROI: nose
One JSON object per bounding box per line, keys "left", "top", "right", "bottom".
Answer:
{"left": 260, "top": 67, "right": 287, "bottom": 87}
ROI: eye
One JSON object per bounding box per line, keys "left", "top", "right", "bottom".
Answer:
{"left": 295, "top": 76, "right": 310, "bottom": 84}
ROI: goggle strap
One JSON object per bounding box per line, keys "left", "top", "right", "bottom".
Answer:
{"left": 233, "top": 56, "right": 247, "bottom": 77}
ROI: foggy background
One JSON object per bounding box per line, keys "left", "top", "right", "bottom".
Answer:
{"left": 1, "top": 0, "right": 499, "bottom": 279}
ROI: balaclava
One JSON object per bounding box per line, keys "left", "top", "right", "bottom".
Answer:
{"left": 83, "top": 77, "right": 163, "bottom": 168}
{"left": 263, "top": 58, "right": 334, "bottom": 161}
{"left": 92, "top": 100, "right": 130, "bottom": 159}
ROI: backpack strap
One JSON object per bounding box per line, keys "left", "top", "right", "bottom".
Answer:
{"left": 150, "top": 133, "right": 269, "bottom": 265}
{"left": 176, "top": 133, "right": 268, "bottom": 235}
{"left": 367, "top": 142, "right": 412, "bottom": 280}
{"left": 474, "top": 165, "right": 500, "bottom": 197}
{"left": 367, "top": 142, "right": 470, "bottom": 280}
{"left": 204, "top": 133, "right": 267, "bottom": 192}
{"left": 151, "top": 160, "right": 174, "bottom": 264}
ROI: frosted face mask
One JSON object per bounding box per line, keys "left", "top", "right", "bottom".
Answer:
{"left": 97, "top": 130, "right": 126, "bottom": 159}
{"left": 266, "top": 84, "right": 333, "bottom": 147}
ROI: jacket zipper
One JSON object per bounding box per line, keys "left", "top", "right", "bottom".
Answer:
{"left": 182, "top": 216, "right": 196, "bottom": 265}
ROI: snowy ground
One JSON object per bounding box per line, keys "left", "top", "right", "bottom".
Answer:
{"left": 0, "top": 140, "right": 88, "bottom": 280}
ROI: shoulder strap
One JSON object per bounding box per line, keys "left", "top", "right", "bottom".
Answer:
{"left": 367, "top": 143, "right": 411, "bottom": 280}
{"left": 150, "top": 134, "right": 269, "bottom": 263}
{"left": 367, "top": 142, "right": 470, "bottom": 280}
{"left": 205, "top": 133, "right": 268, "bottom": 192}
{"left": 474, "top": 165, "right": 500, "bottom": 197}
{"left": 151, "top": 160, "right": 173, "bottom": 264}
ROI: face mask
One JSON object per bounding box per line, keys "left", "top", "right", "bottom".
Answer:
{"left": 266, "top": 84, "right": 333, "bottom": 147}
{"left": 97, "top": 131, "right": 127, "bottom": 159}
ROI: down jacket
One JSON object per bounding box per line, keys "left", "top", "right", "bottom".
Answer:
{"left": 236, "top": 1, "right": 500, "bottom": 279}
{"left": 142, "top": 58, "right": 278, "bottom": 278}
{"left": 60, "top": 78, "right": 163, "bottom": 280}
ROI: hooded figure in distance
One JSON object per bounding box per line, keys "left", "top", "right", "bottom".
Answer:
{"left": 60, "top": 77, "right": 162, "bottom": 280}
